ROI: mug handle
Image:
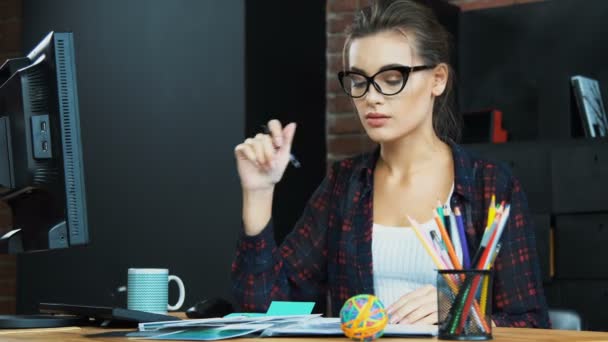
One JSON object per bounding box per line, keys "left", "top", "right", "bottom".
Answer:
{"left": 167, "top": 275, "right": 186, "bottom": 311}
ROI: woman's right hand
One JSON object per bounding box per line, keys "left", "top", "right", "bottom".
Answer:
{"left": 234, "top": 119, "right": 297, "bottom": 192}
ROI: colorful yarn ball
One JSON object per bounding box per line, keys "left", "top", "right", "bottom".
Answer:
{"left": 339, "top": 294, "right": 388, "bottom": 341}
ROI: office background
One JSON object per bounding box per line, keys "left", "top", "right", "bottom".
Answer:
{"left": 1, "top": 0, "right": 608, "bottom": 331}
{"left": 0, "top": 0, "right": 326, "bottom": 316}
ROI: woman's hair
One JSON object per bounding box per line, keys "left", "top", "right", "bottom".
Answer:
{"left": 343, "top": 0, "right": 461, "bottom": 143}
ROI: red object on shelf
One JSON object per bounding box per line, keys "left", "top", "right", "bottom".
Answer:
{"left": 461, "top": 108, "right": 509, "bottom": 144}
{"left": 492, "top": 110, "right": 508, "bottom": 143}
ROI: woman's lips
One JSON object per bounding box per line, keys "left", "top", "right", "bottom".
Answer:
{"left": 365, "top": 113, "right": 390, "bottom": 127}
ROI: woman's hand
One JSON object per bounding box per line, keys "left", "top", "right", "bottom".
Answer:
{"left": 235, "top": 120, "right": 297, "bottom": 236}
{"left": 234, "top": 119, "right": 296, "bottom": 191}
{"left": 386, "top": 285, "right": 438, "bottom": 325}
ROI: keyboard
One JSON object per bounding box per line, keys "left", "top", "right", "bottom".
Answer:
{"left": 39, "top": 303, "right": 181, "bottom": 327}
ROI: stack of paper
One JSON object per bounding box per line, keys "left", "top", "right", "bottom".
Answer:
{"left": 130, "top": 315, "right": 437, "bottom": 340}
{"left": 261, "top": 317, "right": 438, "bottom": 337}
{"left": 130, "top": 315, "right": 321, "bottom": 341}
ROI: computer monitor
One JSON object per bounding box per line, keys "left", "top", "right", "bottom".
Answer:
{"left": 0, "top": 31, "right": 89, "bottom": 254}
{"left": 0, "top": 31, "right": 89, "bottom": 328}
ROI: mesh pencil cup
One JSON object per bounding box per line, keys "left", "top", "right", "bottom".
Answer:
{"left": 437, "top": 269, "right": 493, "bottom": 340}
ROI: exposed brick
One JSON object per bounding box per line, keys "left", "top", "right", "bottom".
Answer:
{"left": 0, "top": 200, "right": 12, "bottom": 235}
{"left": 328, "top": 13, "right": 355, "bottom": 34}
{"left": 328, "top": 113, "right": 364, "bottom": 134}
{"left": 0, "top": 280, "right": 16, "bottom": 296}
{"left": 327, "top": 34, "right": 346, "bottom": 54}
{"left": 0, "top": 0, "right": 21, "bottom": 21}
{"left": 0, "top": 299, "right": 16, "bottom": 314}
{"left": 0, "top": 21, "right": 21, "bottom": 52}
{"left": 328, "top": 0, "right": 359, "bottom": 13}
{"left": 327, "top": 77, "right": 342, "bottom": 93}
{"left": 328, "top": 66, "right": 343, "bottom": 81}
{"left": 327, "top": 54, "right": 344, "bottom": 75}
{"left": 0, "top": 255, "right": 15, "bottom": 266}
{"left": 327, "top": 134, "right": 363, "bottom": 156}
{"left": 327, "top": 54, "right": 344, "bottom": 78}
{"left": 327, "top": 134, "right": 375, "bottom": 156}
{"left": 0, "top": 256, "right": 16, "bottom": 313}
{"left": 327, "top": 94, "right": 354, "bottom": 113}
{"left": 0, "top": 261, "right": 16, "bottom": 278}
{"left": 361, "top": 136, "right": 376, "bottom": 150}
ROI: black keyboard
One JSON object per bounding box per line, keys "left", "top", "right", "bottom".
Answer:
{"left": 39, "top": 303, "right": 182, "bottom": 326}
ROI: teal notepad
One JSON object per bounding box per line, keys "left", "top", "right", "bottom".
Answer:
{"left": 223, "top": 301, "right": 315, "bottom": 318}
{"left": 266, "top": 301, "right": 315, "bottom": 316}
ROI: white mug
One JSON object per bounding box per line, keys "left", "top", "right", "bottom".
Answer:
{"left": 127, "top": 268, "right": 185, "bottom": 314}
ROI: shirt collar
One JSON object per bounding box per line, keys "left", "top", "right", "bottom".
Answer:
{"left": 356, "top": 140, "right": 477, "bottom": 203}
{"left": 449, "top": 140, "right": 476, "bottom": 203}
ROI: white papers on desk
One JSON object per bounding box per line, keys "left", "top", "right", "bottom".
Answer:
{"left": 138, "top": 314, "right": 322, "bottom": 332}
{"left": 134, "top": 315, "right": 437, "bottom": 340}
{"left": 260, "top": 317, "right": 438, "bottom": 337}
{"left": 145, "top": 324, "right": 275, "bottom": 341}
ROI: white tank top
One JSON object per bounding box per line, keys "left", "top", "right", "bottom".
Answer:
{"left": 372, "top": 185, "right": 456, "bottom": 308}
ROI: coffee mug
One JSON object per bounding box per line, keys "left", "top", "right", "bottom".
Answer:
{"left": 127, "top": 268, "right": 185, "bottom": 314}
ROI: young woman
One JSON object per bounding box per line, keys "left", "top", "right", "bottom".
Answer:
{"left": 232, "top": 0, "right": 549, "bottom": 328}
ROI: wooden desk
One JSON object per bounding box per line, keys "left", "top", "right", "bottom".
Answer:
{"left": 1, "top": 327, "right": 608, "bottom": 342}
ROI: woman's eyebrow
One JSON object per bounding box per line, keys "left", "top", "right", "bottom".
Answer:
{"left": 377, "top": 63, "right": 406, "bottom": 72}
{"left": 349, "top": 66, "right": 367, "bottom": 74}
{"left": 349, "top": 64, "right": 406, "bottom": 75}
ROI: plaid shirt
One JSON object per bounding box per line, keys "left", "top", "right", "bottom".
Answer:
{"left": 232, "top": 142, "right": 550, "bottom": 328}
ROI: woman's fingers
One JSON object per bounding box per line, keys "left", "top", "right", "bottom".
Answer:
{"left": 267, "top": 119, "right": 284, "bottom": 147}
{"left": 234, "top": 133, "right": 277, "bottom": 171}
{"left": 411, "top": 312, "right": 438, "bottom": 325}
{"left": 387, "top": 285, "right": 433, "bottom": 315}
{"left": 387, "top": 287, "right": 424, "bottom": 315}
{"left": 281, "top": 122, "right": 297, "bottom": 152}
{"left": 388, "top": 285, "right": 437, "bottom": 324}
{"left": 234, "top": 143, "right": 256, "bottom": 164}
{"left": 391, "top": 294, "right": 427, "bottom": 324}
{"left": 257, "top": 133, "right": 275, "bottom": 168}
{"left": 248, "top": 134, "right": 268, "bottom": 166}
{"left": 401, "top": 301, "right": 437, "bottom": 324}
{"left": 234, "top": 119, "right": 294, "bottom": 173}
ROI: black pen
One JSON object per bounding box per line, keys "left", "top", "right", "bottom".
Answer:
{"left": 261, "top": 124, "right": 301, "bottom": 168}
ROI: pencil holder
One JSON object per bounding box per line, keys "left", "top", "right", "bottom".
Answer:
{"left": 437, "top": 269, "right": 493, "bottom": 340}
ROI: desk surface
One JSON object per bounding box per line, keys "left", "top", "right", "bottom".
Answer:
{"left": 0, "top": 327, "right": 608, "bottom": 342}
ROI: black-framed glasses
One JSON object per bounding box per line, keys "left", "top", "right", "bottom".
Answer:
{"left": 337, "top": 65, "right": 436, "bottom": 98}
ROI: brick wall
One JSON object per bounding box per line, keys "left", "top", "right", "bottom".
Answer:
{"left": 326, "top": 0, "right": 543, "bottom": 163}
{"left": 0, "top": 0, "right": 21, "bottom": 314}
{"left": 0, "top": 0, "right": 21, "bottom": 63}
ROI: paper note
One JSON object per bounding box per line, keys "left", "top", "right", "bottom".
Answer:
{"left": 266, "top": 301, "right": 315, "bottom": 316}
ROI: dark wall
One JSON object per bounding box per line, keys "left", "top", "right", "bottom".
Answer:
{"left": 245, "top": 1, "right": 326, "bottom": 243}
{"left": 451, "top": 0, "right": 608, "bottom": 331}
{"left": 458, "top": 0, "right": 608, "bottom": 141}
{"left": 18, "top": 0, "right": 245, "bottom": 313}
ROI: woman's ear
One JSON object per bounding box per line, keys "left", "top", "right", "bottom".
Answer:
{"left": 431, "top": 63, "right": 449, "bottom": 97}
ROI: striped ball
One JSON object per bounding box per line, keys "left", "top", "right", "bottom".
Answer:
{"left": 340, "top": 294, "right": 388, "bottom": 341}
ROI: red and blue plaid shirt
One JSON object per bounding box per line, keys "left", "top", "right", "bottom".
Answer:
{"left": 232, "top": 142, "right": 550, "bottom": 328}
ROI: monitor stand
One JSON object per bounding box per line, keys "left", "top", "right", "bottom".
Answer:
{"left": 0, "top": 315, "right": 84, "bottom": 329}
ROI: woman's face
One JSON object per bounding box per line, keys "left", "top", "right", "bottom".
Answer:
{"left": 347, "top": 30, "right": 445, "bottom": 143}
